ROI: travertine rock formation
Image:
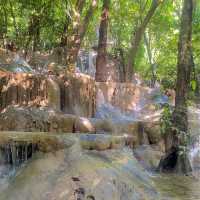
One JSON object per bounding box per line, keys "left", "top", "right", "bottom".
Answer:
{"left": 0, "top": 72, "right": 96, "bottom": 118}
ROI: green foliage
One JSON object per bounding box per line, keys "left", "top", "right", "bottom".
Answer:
{"left": 190, "top": 79, "right": 197, "bottom": 91}
{"left": 160, "top": 104, "right": 173, "bottom": 135}
{"left": 160, "top": 104, "right": 191, "bottom": 150}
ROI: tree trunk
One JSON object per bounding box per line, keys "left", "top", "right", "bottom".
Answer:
{"left": 95, "top": 0, "right": 110, "bottom": 82}
{"left": 66, "top": 0, "right": 98, "bottom": 69}
{"left": 118, "top": 48, "right": 126, "bottom": 82}
{"left": 126, "top": 0, "right": 161, "bottom": 82}
{"left": 191, "top": 54, "right": 200, "bottom": 98}
{"left": 60, "top": 1, "right": 70, "bottom": 47}
{"left": 144, "top": 31, "right": 157, "bottom": 87}
{"left": 158, "top": 0, "right": 193, "bottom": 174}
{"left": 195, "top": 72, "right": 200, "bottom": 98}
{"left": 24, "top": 14, "right": 40, "bottom": 58}
{"left": 2, "top": 4, "right": 8, "bottom": 48}
{"left": 60, "top": 0, "right": 86, "bottom": 47}
{"left": 76, "top": 0, "right": 86, "bottom": 14}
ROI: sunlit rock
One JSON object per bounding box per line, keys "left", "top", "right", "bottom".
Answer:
{"left": 46, "top": 77, "right": 60, "bottom": 110}
{"left": 0, "top": 106, "right": 76, "bottom": 133}
{"left": 59, "top": 72, "right": 96, "bottom": 117}
{"left": 0, "top": 143, "right": 160, "bottom": 200}
{"left": 74, "top": 117, "right": 95, "bottom": 133}
{"left": 0, "top": 72, "right": 96, "bottom": 117}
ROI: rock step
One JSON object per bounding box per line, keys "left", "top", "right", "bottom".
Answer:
{"left": 0, "top": 132, "right": 133, "bottom": 166}
{"left": 0, "top": 106, "right": 162, "bottom": 148}
{"left": 0, "top": 131, "right": 75, "bottom": 166}
{"left": 79, "top": 133, "right": 135, "bottom": 151}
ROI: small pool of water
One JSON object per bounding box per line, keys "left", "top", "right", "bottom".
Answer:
{"left": 153, "top": 173, "right": 200, "bottom": 200}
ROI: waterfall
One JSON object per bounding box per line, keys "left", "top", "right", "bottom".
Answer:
{"left": 95, "top": 86, "right": 140, "bottom": 122}
{"left": 188, "top": 107, "right": 200, "bottom": 173}
{"left": 0, "top": 142, "right": 38, "bottom": 166}
{"left": 47, "top": 77, "right": 61, "bottom": 110}
{"left": 88, "top": 50, "right": 97, "bottom": 77}
{"left": 13, "top": 54, "right": 33, "bottom": 71}
{"left": 76, "top": 50, "right": 97, "bottom": 77}
{"left": 95, "top": 84, "right": 168, "bottom": 122}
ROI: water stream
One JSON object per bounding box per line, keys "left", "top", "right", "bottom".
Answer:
{"left": 152, "top": 106, "right": 200, "bottom": 200}
{"left": 95, "top": 84, "right": 168, "bottom": 122}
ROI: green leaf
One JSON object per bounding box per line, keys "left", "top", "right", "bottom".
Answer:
{"left": 190, "top": 80, "right": 197, "bottom": 91}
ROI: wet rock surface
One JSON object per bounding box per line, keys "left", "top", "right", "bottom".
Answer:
{"left": 1, "top": 133, "right": 200, "bottom": 200}
{"left": 0, "top": 105, "right": 162, "bottom": 148}
{"left": 0, "top": 132, "right": 75, "bottom": 166}
{"left": 79, "top": 134, "right": 130, "bottom": 150}
{"left": 0, "top": 140, "right": 160, "bottom": 200}
{"left": 0, "top": 106, "right": 76, "bottom": 132}
{"left": 134, "top": 145, "right": 164, "bottom": 171}
{"left": 0, "top": 73, "right": 48, "bottom": 110}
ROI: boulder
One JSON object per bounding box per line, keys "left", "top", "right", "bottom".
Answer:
{"left": 74, "top": 117, "right": 95, "bottom": 133}
{"left": 0, "top": 106, "right": 76, "bottom": 133}
{"left": 143, "top": 121, "right": 162, "bottom": 144}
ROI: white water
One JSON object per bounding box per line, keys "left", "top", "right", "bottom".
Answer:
{"left": 188, "top": 107, "right": 200, "bottom": 173}
{"left": 76, "top": 49, "right": 169, "bottom": 122}
{"left": 76, "top": 50, "right": 97, "bottom": 77}
{"left": 0, "top": 53, "right": 34, "bottom": 73}
{"left": 95, "top": 85, "right": 168, "bottom": 122}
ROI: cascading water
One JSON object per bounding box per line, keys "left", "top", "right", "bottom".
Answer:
{"left": 0, "top": 53, "right": 34, "bottom": 73}
{"left": 0, "top": 141, "right": 38, "bottom": 193}
{"left": 13, "top": 54, "right": 33, "bottom": 72}
{"left": 0, "top": 132, "right": 74, "bottom": 193}
{"left": 95, "top": 87, "right": 138, "bottom": 122}
{"left": 188, "top": 107, "right": 200, "bottom": 174}
{"left": 76, "top": 49, "right": 169, "bottom": 123}
{"left": 76, "top": 50, "right": 97, "bottom": 77}
{"left": 0, "top": 142, "right": 38, "bottom": 166}
{"left": 95, "top": 84, "right": 168, "bottom": 122}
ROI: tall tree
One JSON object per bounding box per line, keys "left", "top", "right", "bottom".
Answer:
{"left": 126, "top": 0, "right": 162, "bottom": 82}
{"left": 144, "top": 31, "right": 157, "bottom": 87}
{"left": 65, "top": 0, "right": 98, "bottom": 69}
{"left": 95, "top": 0, "right": 110, "bottom": 82}
{"left": 60, "top": 0, "right": 86, "bottom": 48}
{"left": 159, "top": 0, "right": 193, "bottom": 174}
{"left": 24, "top": 13, "right": 41, "bottom": 57}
